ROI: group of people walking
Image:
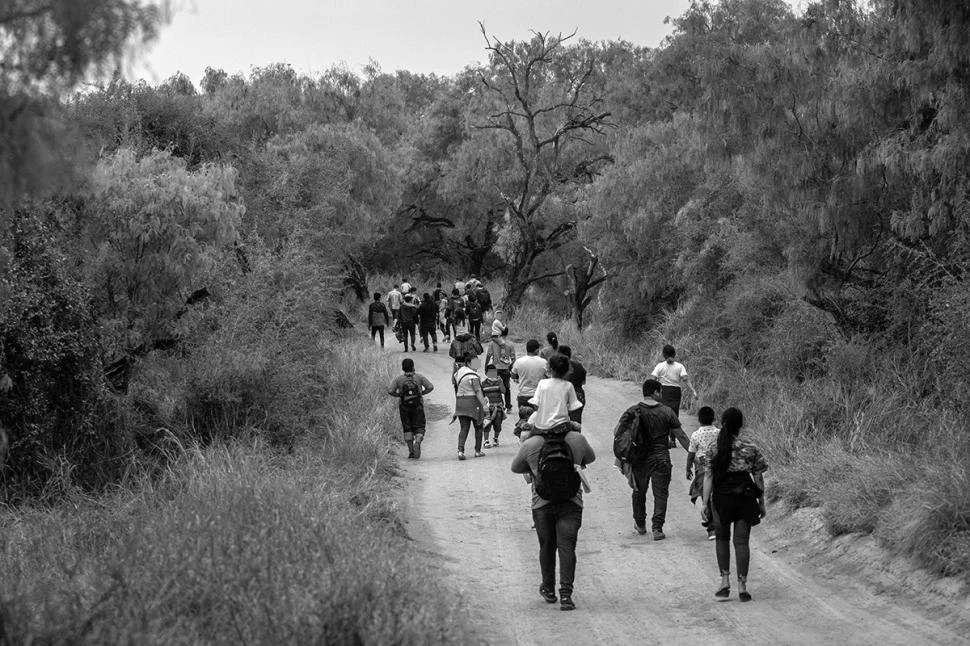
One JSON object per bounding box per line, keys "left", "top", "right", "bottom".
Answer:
{"left": 382, "top": 289, "right": 768, "bottom": 612}
{"left": 368, "top": 277, "right": 494, "bottom": 352}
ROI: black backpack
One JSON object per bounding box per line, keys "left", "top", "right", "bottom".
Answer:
{"left": 534, "top": 432, "right": 581, "bottom": 503}
{"left": 467, "top": 300, "right": 483, "bottom": 321}
{"left": 613, "top": 404, "right": 648, "bottom": 463}
{"left": 400, "top": 375, "right": 422, "bottom": 408}
{"left": 478, "top": 287, "right": 492, "bottom": 311}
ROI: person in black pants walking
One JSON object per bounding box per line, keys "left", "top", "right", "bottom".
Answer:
{"left": 368, "top": 292, "right": 391, "bottom": 348}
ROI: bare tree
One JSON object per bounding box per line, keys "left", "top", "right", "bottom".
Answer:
{"left": 565, "top": 246, "right": 610, "bottom": 329}
{"left": 477, "top": 24, "right": 612, "bottom": 309}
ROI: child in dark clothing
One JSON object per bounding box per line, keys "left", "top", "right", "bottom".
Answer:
{"left": 481, "top": 364, "right": 506, "bottom": 447}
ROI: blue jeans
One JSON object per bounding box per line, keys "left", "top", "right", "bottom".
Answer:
{"left": 532, "top": 501, "right": 583, "bottom": 596}
{"left": 631, "top": 454, "right": 672, "bottom": 531}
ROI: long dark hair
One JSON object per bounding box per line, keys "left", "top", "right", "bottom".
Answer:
{"left": 546, "top": 332, "right": 559, "bottom": 349}
{"left": 712, "top": 407, "right": 744, "bottom": 475}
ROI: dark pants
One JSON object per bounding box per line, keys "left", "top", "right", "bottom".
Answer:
{"left": 400, "top": 322, "right": 416, "bottom": 349}
{"left": 420, "top": 326, "right": 438, "bottom": 350}
{"left": 532, "top": 501, "right": 583, "bottom": 597}
{"left": 390, "top": 308, "right": 400, "bottom": 322}
{"left": 569, "top": 389, "right": 586, "bottom": 424}
{"left": 497, "top": 369, "right": 513, "bottom": 408}
{"left": 458, "top": 416, "right": 483, "bottom": 453}
{"left": 399, "top": 405, "right": 426, "bottom": 439}
{"left": 631, "top": 455, "right": 672, "bottom": 531}
{"left": 370, "top": 325, "right": 385, "bottom": 347}
{"left": 469, "top": 318, "right": 482, "bottom": 340}
{"left": 660, "top": 386, "right": 681, "bottom": 445}
{"left": 517, "top": 395, "right": 534, "bottom": 409}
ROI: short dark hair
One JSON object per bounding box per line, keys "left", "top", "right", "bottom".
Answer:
{"left": 548, "top": 354, "right": 569, "bottom": 377}
{"left": 485, "top": 363, "right": 497, "bottom": 373}
{"left": 526, "top": 339, "right": 541, "bottom": 354}
{"left": 402, "top": 358, "right": 414, "bottom": 372}
{"left": 662, "top": 344, "right": 676, "bottom": 359}
{"left": 557, "top": 344, "right": 572, "bottom": 358}
{"left": 519, "top": 405, "right": 534, "bottom": 419}
{"left": 546, "top": 332, "right": 559, "bottom": 348}
{"left": 697, "top": 406, "right": 716, "bottom": 425}
{"left": 373, "top": 292, "right": 381, "bottom": 300}
{"left": 642, "top": 378, "right": 662, "bottom": 397}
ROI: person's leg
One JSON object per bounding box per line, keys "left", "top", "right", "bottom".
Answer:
{"left": 555, "top": 503, "right": 583, "bottom": 602}
{"left": 631, "top": 463, "right": 648, "bottom": 531}
{"left": 492, "top": 412, "right": 502, "bottom": 444}
{"left": 430, "top": 326, "right": 438, "bottom": 351}
{"left": 650, "top": 458, "right": 672, "bottom": 533}
{"left": 420, "top": 327, "right": 429, "bottom": 350}
{"left": 532, "top": 505, "right": 558, "bottom": 599}
{"left": 733, "top": 519, "right": 752, "bottom": 579}
{"left": 474, "top": 419, "right": 484, "bottom": 454}
{"left": 498, "top": 369, "right": 512, "bottom": 408}
{"left": 377, "top": 326, "right": 385, "bottom": 348}
{"left": 400, "top": 407, "right": 414, "bottom": 458}
{"left": 408, "top": 325, "right": 418, "bottom": 351}
{"left": 713, "top": 503, "right": 732, "bottom": 596}
{"left": 412, "top": 407, "right": 426, "bottom": 459}
{"left": 458, "top": 417, "right": 470, "bottom": 456}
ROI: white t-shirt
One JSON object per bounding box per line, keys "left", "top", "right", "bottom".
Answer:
{"left": 511, "top": 355, "right": 548, "bottom": 398}
{"left": 528, "top": 378, "right": 582, "bottom": 430}
{"left": 387, "top": 289, "right": 403, "bottom": 309}
{"left": 651, "top": 360, "right": 689, "bottom": 388}
{"left": 400, "top": 282, "right": 412, "bottom": 294}
{"left": 453, "top": 366, "right": 481, "bottom": 397}
{"left": 688, "top": 425, "right": 720, "bottom": 461}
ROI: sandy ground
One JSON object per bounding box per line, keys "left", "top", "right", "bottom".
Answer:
{"left": 389, "top": 341, "right": 969, "bottom": 646}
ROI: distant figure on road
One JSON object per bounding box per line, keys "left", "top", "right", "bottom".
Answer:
{"left": 466, "top": 293, "right": 484, "bottom": 341}
{"left": 398, "top": 290, "right": 419, "bottom": 352}
{"left": 386, "top": 358, "right": 434, "bottom": 459}
{"left": 481, "top": 364, "right": 506, "bottom": 448}
{"left": 368, "top": 292, "right": 391, "bottom": 348}
{"left": 449, "top": 288, "right": 466, "bottom": 331}
{"left": 703, "top": 407, "right": 767, "bottom": 602}
{"left": 556, "top": 345, "right": 586, "bottom": 424}
{"left": 485, "top": 328, "right": 515, "bottom": 411}
{"left": 650, "top": 345, "right": 698, "bottom": 446}
{"left": 539, "top": 332, "right": 559, "bottom": 361}
{"left": 386, "top": 284, "right": 403, "bottom": 322}
{"left": 511, "top": 354, "right": 595, "bottom": 612}
{"left": 417, "top": 292, "right": 439, "bottom": 352}
{"left": 619, "top": 379, "right": 690, "bottom": 540}
{"left": 452, "top": 353, "right": 489, "bottom": 460}
{"left": 449, "top": 331, "right": 483, "bottom": 373}
{"left": 686, "top": 406, "right": 720, "bottom": 540}
{"left": 510, "top": 339, "right": 547, "bottom": 409}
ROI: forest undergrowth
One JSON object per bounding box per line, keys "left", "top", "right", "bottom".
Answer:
{"left": 0, "top": 257, "right": 465, "bottom": 644}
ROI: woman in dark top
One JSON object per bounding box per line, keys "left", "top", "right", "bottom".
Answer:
{"left": 702, "top": 407, "right": 767, "bottom": 602}
{"left": 557, "top": 345, "right": 587, "bottom": 424}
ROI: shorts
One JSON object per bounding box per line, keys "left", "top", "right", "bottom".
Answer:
{"left": 712, "top": 492, "right": 762, "bottom": 527}
{"left": 400, "top": 405, "right": 426, "bottom": 440}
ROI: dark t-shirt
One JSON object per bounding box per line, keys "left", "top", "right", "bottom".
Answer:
{"left": 566, "top": 359, "right": 587, "bottom": 395}
{"left": 636, "top": 401, "right": 682, "bottom": 459}
{"left": 417, "top": 301, "right": 438, "bottom": 328}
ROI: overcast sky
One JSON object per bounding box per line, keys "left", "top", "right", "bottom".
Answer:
{"left": 136, "top": 0, "right": 704, "bottom": 84}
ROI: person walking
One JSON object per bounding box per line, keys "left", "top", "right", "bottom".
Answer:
{"left": 368, "top": 292, "right": 391, "bottom": 348}
{"left": 449, "top": 288, "right": 466, "bottom": 332}
{"left": 557, "top": 345, "right": 587, "bottom": 424}
{"left": 386, "top": 358, "right": 434, "bottom": 459}
{"left": 466, "top": 294, "right": 484, "bottom": 342}
{"left": 485, "top": 328, "right": 516, "bottom": 411}
{"left": 438, "top": 292, "right": 452, "bottom": 342}
{"left": 449, "top": 331, "right": 483, "bottom": 373}
{"left": 511, "top": 354, "right": 594, "bottom": 611}
{"left": 400, "top": 277, "right": 412, "bottom": 294}
{"left": 686, "top": 406, "right": 720, "bottom": 540}
{"left": 491, "top": 308, "right": 507, "bottom": 338}
{"left": 453, "top": 353, "right": 489, "bottom": 460}
{"left": 387, "top": 285, "right": 403, "bottom": 322}
{"left": 398, "top": 290, "right": 419, "bottom": 352}
{"left": 511, "top": 339, "right": 547, "bottom": 409}
{"left": 417, "top": 292, "right": 439, "bottom": 352}
{"left": 651, "top": 345, "right": 698, "bottom": 445}
{"left": 702, "top": 407, "right": 768, "bottom": 602}
{"left": 539, "top": 332, "right": 560, "bottom": 361}
{"left": 619, "top": 379, "right": 691, "bottom": 540}
{"left": 481, "top": 364, "right": 506, "bottom": 447}
{"left": 432, "top": 282, "right": 448, "bottom": 302}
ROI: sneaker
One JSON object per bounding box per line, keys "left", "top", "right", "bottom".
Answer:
{"left": 707, "top": 529, "right": 716, "bottom": 541}
{"left": 653, "top": 529, "right": 666, "bottom": 541}
{"left": 474, "top": 451, "right": 486, "bottom": 457}
{"left": 483, "top": 440, "right": 492, "bottom": 448}
{"left": 539, "top": 586, "right": 557, "bottom": 603}
{"left": 634, "top": 523, "right": 647, "bottom": 535}
{"left": 413, "top": 443, "right": 421, "bottom": 460}
{"left": 492, "top": 438, "right": 499, "bottom": 447}
{"left": 458, "top": 451, "right": 466, "bottom": 461}
{"left": 433, "top": 345, "right": 438, "bottom": 351}
{"left": 560, "top": 595, "right": 576, "bottom": 611}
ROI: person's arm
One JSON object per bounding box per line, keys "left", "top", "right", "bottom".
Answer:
{"left": 510, "top": 360, "right": 520, "bottom": 381}
{"left": 566, "top": 383, "right": 582, "bottom": 411}
{"left": 386, "top": 378, "right": 399, "bottom": 397}
{"left": 681, "top": 371, "right": 698, "bottom": 398}
{"left": 484, "top": 345, "right": 494, "bottom": 367}
{"left": 753, "top": 472, "right": 767, "bottom": 517}
{"left": 672, "top": 425, "right": 691, "bottom": 451}
{"left": 702, "top": 466, "right": 713, "bottom": 508}
{"left": 420, "top": 375, "right": 434, "bottom": 395}
{"left": 685, "top": 451, "right": 696, "bottom": 480}
{"left": 579, "top": 434, "right": 596, "bottom": 466}
{"left": 510, "top": 442, "right": 532, "bottom": 474}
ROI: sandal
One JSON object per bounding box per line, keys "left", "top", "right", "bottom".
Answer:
{"left": 739, "top": 591, "right": 752, "bottom": 602}
{"left": 714, "top": 585, "right": 730, "bottom": 599}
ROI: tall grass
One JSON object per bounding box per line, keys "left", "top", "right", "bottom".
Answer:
{"left": 0, "top": 250, "right": 467, "bottom": 643}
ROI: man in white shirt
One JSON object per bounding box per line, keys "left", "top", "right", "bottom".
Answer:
{"left": 511, "top": 339, "right": 548, "bottom": 408}
{"left": 386, "top": 285, "right": 403, "bottom": 321}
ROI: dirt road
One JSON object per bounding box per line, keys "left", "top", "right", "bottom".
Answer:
{"left": 393, "top": 344, "right": 968, "bottom": 645}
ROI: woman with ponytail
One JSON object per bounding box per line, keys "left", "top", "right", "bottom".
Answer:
{"left": 701, "top": 407, "right": 768, "bottom": 602}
